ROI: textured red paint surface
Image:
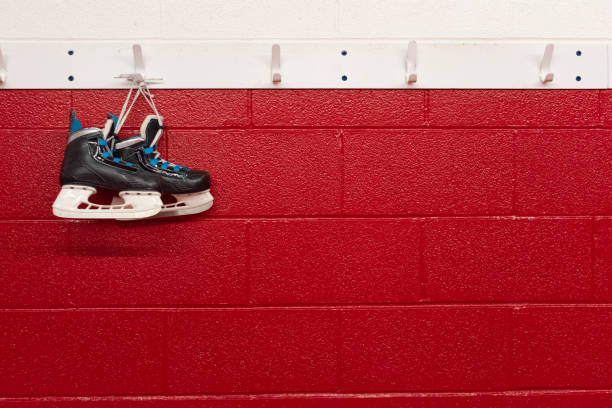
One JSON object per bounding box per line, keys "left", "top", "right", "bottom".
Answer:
{"left": 0, "top": 311, "right": 166, "bottom": 396}
{"left": 340, "top": 307, "right": 512, "bottom": 391}
{"left": 594, "top": 217, "right": 612, "bottom": 300}
{"left": 343, "top": 129, "right": 514, "bottom": 214}
{"left": 429, "top": 90, "right": 601, "bottom": 127}
{"left": 248, "top": 219, "right": 421, "bottom": 303}
{"left": 166, "top": 309, "right": 339, "bottom": 393}
{"left": 252, "top": 89, "right": 426, "bottom": 126}
{"left": 0, "top": 89, "right": 611, "bottom": 405}
{"left": 422, "top": 217, "right": 593, "bottom": 301}
{"left": 513, "top": 306, "right": 612, "bottom": 388}
{"left": 0, "top": 220, "right": 247, "bottom": 307}
{"left": 167, "top": 129, "right": 342, "bottom": 216}
{"left": 515, "top": 129, "right": 612, "bottom": 214}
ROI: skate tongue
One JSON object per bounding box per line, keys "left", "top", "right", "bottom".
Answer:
{"left": 139, "top": 115, "right": 164, "bottom": 147}
{"left": 102, "top": 113, "right": 118, "bottom": 140}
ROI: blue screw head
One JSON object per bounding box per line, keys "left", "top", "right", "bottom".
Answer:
{"left": 576, "top": 50, "right": 582, "bottom": 56}
{"left": 68, "top": 50, "right": 74, "bottom": 56}
{"left": 575, "top": 75, "right": 582, "bottom": 82}
{"left": 68, "top": 75, "right": 74, "bottom": 81}
{"left": 341, "top": 50, "right": 347, "bottom": 56}
{"left": 341, "top": 75, "right": 348, "bottom": 81}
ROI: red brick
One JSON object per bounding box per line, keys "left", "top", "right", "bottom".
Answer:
{"left": 0, "top": 130, "right": 65, "bottom": 219}
{"left": 343, "top": 129, "right": 513, "bottom": 215}
{"left": 0, "top": 396, "right": 419, "bottom": 407}
{"left": 513, "top": 306, "right": 612, "bottom": 388}
{"left": 72, "top": 90, "right": 249, "bottom": 129}
{"left": 515, "top": 129, "right": 612, "bottom": 215}
{"left": 3, "top": 393, "right": 612, "bottom": 407}
{"left": 602, "top": 90, "right": 612, "bottom": 127}
{"left": 429, "top": 90, "right": 601, "bottom": 127}
{"left": 252, "top": 90, "right": 425, "bottom": 127}
{"left": 422, "top": 217, "right": 593, "bottom": 301}
{"left": 167, "top": 309, "right": 339, "bottom": 393}
{"left": 0, "top": 90, "right": 71, "bottom": 128}
{"left": 249, "top": 219, "right": 420, "bottom": 304}
{"left": 167, "top": 129, "right": 342, "bottom": 216}
{"left": 0, "top": 311, "right": 165, "bottom": 396}
{"left": 0, "top": 220, "right": 247, "bottom": 307}
{"left": 594, "top": 217, "right": 612, "bottom": 300}
{"left": 0, "top": 399, "right": 253, "bottom": 407}
{"left": 424, "top": 394, "right": 510, "bottom": 408}
{"left": 513, "top": 392, "right": 612, "bottom": 408}
{"left": 340, "top": 307, "right": 512, "bottom": 391}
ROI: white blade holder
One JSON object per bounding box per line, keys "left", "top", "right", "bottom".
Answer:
{"left": 0, "top": 47, "right": 7, "bottom": 85}
{"left": 271, "top": 44, "right": 281, "bottom": 84}
{"left": 116, "top": 44, "right": 162, "bottom": 85}
{"left": 406, "top": 40, "right": 417, "bottom": 84}
{"left": 539, "top": 43, "right": 554, "bottom": 84}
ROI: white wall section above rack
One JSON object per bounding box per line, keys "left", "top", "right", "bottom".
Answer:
{"left": 0, "top": 41, "right": 609, "bottom": 89}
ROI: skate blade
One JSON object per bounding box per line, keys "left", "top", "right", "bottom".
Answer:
{"left": 154, "top": 190, "right": 214, "bottom": 218}
{"left": 52, "top": 185, "right": 163, "bottom": 220}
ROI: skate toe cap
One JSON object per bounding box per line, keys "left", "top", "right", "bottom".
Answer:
{"left": 186, "top": 169, "right": 211, "bottom": 192}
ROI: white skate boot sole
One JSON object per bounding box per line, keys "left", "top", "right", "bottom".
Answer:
{"left": 52, "top": 185, "right": 163, "bottom": 219}
{"left": 155, "top": 190, "right": 214, "bottom": 217}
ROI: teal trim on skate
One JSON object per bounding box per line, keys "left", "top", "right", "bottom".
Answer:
{"left": 102, "top": 151, "right": 112, "bottom": 158}
{"left": 70, "top": 116, "right": 82, "bottom": 132}
{"left": 174, "top": 165, "right": 181, "bottom": 171}
{"left": 98, "top": 139, "right": 108, "bottom": 146}
{"left": 150, "top": 158, "right": 159, "bottom": 166}
{"left": 143, "top": 147, "right": 154, "bottom": 154}
{"left": 108, "top": 113, "right": 118, "bottom": 125}
{"left": 113, "top": 157, "right": 121, "bottom": 163}
{"left": 161, "top": 162, "right": 169, "bottom": 169}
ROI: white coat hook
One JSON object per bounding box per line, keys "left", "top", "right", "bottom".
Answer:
{"left": 116, "top": 44, "right": 162, "bottom": 85}
{"left": 406, "top": 40, "right": 417, "bottom": 84}
{"left": 271, "top": 44, "right": 281, "bottom": 84}
{"left": 0, "top": 47, "right": 7, "bottom": 85}
{"left": 539, "top": 43, "right": 554, "bottom": 84}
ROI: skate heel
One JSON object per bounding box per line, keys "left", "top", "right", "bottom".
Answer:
{"left": 52, "top": 185, "right": 163, "bottom": 219}
{"left": 156, "top": 190, "right": 214, "bottom": 217}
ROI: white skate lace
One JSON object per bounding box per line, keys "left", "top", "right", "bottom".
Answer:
{"left": 116, "top": 82, "right": 186, "bottom": 171}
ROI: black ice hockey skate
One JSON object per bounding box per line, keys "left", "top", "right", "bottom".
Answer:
{"left": 114, "top": 115, "right": 213, "bottom": 217}
{"left": 52, "top": 111, "right": 163, "bottom": 219}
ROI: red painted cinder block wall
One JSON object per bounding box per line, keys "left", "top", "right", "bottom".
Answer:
{"left": 0, "top": 89, "right": 611, "bottom": 407}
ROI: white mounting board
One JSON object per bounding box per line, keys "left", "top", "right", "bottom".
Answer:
{"left": 0, "top": 40, "right": 610, "bottom": 89}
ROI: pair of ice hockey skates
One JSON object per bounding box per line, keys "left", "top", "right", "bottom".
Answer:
{"left": 53, "top": 86, "right": 213, "bottom": 220}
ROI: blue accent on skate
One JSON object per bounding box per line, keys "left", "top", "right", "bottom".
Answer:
{"left": 70, "top": 116, "right": 82, "bottom": 133}
{"left": 174, "top": 165, "right": 181, "bottom": 172}
{"left": 150, "top": 158, "right": 159, "bottom": 166}
{"left": 125, "top": 162, "right": 133, "bottom": 166}
{"left": 113, "top": 157, "right": 121, "bottom": 163}
{"left": 161, "top": 162, "right": 170, "bottom": 169}
{"left": 143, "top": 147, "right": 154, "bottom": 154}
{"left": 108, "top": 113, "right": 118, "bottom": 126}
{"left": 102, "top": 151, "right": 112, "bottom": 159}
{"left": 98, "top": 139, "right": 108, "bottom": 146}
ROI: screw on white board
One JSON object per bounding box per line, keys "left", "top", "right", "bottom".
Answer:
{"left": 406, "top": 40, "right": 417, "bottom": 84}
{"left": 115, "top": 44, "right": 162, "bottom": 85}
{"left": 539, "top": 43, "right": 554, "bottom": 84}
{"left": 0, "top": 47, "right": 6, "bottom": 85}
{"left": 271, "top": 44, "right": 281, "bottom": 84}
